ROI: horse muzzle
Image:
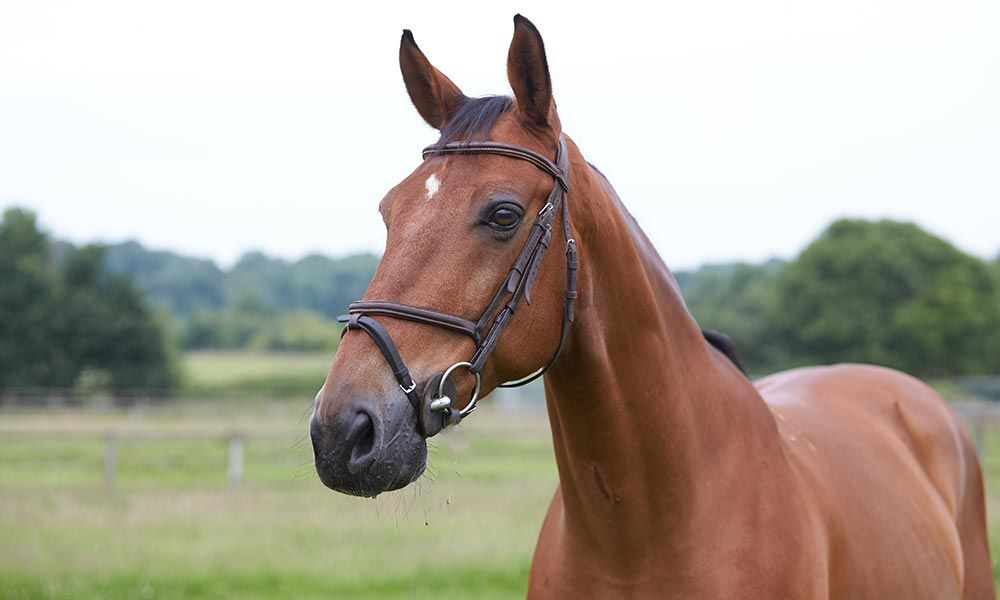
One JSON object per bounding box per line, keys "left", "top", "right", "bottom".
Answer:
{"left": 310, "top": 392, "right": 427, "bottom": 497}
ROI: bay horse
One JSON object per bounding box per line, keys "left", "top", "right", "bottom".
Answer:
{"left": 310, "top": 15, "right": 994, "bottom": 599}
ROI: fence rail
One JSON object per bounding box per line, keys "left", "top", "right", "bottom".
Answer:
{"left": 0, "top": 425, "right": 303, "bottom": 488}
{"left": 0, "top": 398, "right": 995, "bottom": 489}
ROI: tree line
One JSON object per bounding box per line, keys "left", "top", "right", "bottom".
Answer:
{"left": 103, "top": 242, "right": 379, "bottom": 320}
{"left": 102, "top": 241, "right": 377, "bottom": 351}
{"left": 107, "top": 242, "right": 378, "bottom": 350}
{"left": 680, "top": 219, "right": 1000, "bottom": 376}
{"left": 1, "top": 207, "right": 998, "bottom": 394}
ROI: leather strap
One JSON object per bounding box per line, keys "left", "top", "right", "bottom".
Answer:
{"left": 338, "top": 314, "right": 421, "bottom": 410}
{"left": 346, "top": 301, "right": 481, "bottom": 343}
{"left": 422, "top": 141, "right": 569, "bottom": 191}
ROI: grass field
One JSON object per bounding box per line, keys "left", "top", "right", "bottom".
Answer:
{"left": 0, "top": 403, "right": 557, "bottom": 599}
{"left": 2, "top": 352, "right": 999, "bottom": 599}
{"left": 978, "top": 428, "right": 1000, "bottom": 586}
{"left": 179, "top": 350, "right": 333, "bottom": 398}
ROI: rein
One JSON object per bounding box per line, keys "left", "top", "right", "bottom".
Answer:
{"left": 337, "top": 135, "right": 578, "bottom": 437}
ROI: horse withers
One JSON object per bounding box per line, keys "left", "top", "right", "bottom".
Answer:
{"left": 310, "top": 15, "right": 995, "bottom": 599}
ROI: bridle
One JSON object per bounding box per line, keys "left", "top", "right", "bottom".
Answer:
{"left": 337, "top": 135, "right": 578, "bottom": 437}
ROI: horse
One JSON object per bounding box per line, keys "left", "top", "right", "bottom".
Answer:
{"left": 310, "top": 15, "right": 995, "bottom": 599}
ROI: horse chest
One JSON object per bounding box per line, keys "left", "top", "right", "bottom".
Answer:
{"left": 526, "top": 485, "right": 827, "bottom": 600}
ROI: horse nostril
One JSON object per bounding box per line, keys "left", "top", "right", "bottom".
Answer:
{"left": 346, "top": 411, "right": 378, "bottom": 474}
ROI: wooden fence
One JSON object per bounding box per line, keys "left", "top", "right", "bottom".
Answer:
{"left": 96, "top": 432, "right": 248, "bottom": 488}
{"left": 0, "top": 398, "right": 995, "bottom": 489}
{"left": 0, "top": 418, "right": 302, "bottom": 488}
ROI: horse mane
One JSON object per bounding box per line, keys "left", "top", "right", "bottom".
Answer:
{"left": 437, "top": 95, "right": 514, "bottom": 145}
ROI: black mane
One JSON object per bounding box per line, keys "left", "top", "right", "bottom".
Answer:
{"left": 438, "top": 95, "right": 514, "bottom": 144}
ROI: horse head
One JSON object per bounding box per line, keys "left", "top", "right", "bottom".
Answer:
{"left": 311, "top": 16, "right": 576, "bottom": 497}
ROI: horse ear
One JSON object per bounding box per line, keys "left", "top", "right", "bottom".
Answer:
{"left": 507, "top": 15, "right": 558, "bottom": 132}
{"left": 399, "top": 30, "right": 466, "bottom": 130}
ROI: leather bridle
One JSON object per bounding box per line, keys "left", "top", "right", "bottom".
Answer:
{"left": 337, "top": 135, "right": 578, "bottom": 437}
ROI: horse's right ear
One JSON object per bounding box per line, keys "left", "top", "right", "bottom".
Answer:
{"left": 399, "top": 30, "right": 466, "bottom": 130}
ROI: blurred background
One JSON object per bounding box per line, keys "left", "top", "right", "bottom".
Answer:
{"left": 1, "top": 1, "right": 999, "bottom": 598}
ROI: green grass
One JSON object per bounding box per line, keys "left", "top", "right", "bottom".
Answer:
{"left": 2, "top": 401, "right": 1000, "bottom": 598}
{"left": 180, "top": 350, "right": 333, "bottom": 398}
{"left": 0, "top": 406, "right": 556, "bottom": 599}
{"left": 977, "top": 427, "right": 1000, "bottom": 583}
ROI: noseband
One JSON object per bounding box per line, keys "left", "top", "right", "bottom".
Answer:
{"left": 337, "top": 135, "right": 578, "bottom": 437}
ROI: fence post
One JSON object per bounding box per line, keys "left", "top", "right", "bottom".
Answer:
{"left": 104, "top": 434, "right": 117, "bottom": 488}
{"left": 228, "top": 434, "right": 244, "bottom": 487}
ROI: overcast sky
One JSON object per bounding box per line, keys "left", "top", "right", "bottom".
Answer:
{"left": 1, "top": 0, "right": 997, "bottom": 270}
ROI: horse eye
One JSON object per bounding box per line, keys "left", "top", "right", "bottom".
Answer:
{"left": 487, "top": 205, "right": 522, "bottom": 231}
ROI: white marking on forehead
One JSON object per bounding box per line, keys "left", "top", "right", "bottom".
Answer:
{"left": 424, "top": 173, "right": 441, "bottom": 201}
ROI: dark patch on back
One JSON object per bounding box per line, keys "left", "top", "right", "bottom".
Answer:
{"left": 702, "top": 329, "right": 747, "bottom": 375}
{"left": 437, "top": 95, "right": 514, "bottom": 145}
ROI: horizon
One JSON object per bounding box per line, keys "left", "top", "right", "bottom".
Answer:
{"left": 2, "top": 1, "right": 998, "bottom": 271}
{"left": 14, "top": 206, "right": 996, "bottom": 272}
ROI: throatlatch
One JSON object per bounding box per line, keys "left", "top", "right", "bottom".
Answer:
{"left": 338, "top": 135, "right": 578, "bottom": 437}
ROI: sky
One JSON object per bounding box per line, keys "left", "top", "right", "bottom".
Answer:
{"left": 1, "top": 0, "right": 998, "bottom": 270}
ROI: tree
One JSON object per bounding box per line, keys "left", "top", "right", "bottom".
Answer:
{"left": 0, "top": 209, "right": 65, "bottom": 388}
{"left": 0, "top": 209, "right": 178, "bottom": 393}
{"left": 223, "top": 251, "right": 379, "bottom": 318}
{"left": 99, "top": 243, "right": 379, "bottom": 321}
{"left": 224, "top": 251, "right": 295, "bottom": 310}
{"left": 677, "top": 260, "right": 785, "bottom": 372}
{"left": 771, "top": 219, "right": 1000, "bottom": 376}
{"left": 58, "top": 244, "right": 179, "bottom": 392}
{"left": 103, "top": 241, "right": 225, "bottom": 316}
{"left": 289, "top": 253, "right": 379, "bottom": 318}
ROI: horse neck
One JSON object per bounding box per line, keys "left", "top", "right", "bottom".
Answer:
{"left": 541, "top": 150, "right": 782, "bottom": 560}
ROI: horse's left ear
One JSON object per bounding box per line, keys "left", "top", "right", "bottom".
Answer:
{"left": 507, "top": 15, "right": 560, "bottom": 133}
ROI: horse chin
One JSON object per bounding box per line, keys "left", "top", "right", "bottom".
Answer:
{"left": 363, "top": 444, "right": 428, "bottom": 498}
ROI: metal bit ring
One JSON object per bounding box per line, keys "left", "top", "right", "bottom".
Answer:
{"left": 437, "top": 361, "right": 481, "bottom": 418}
